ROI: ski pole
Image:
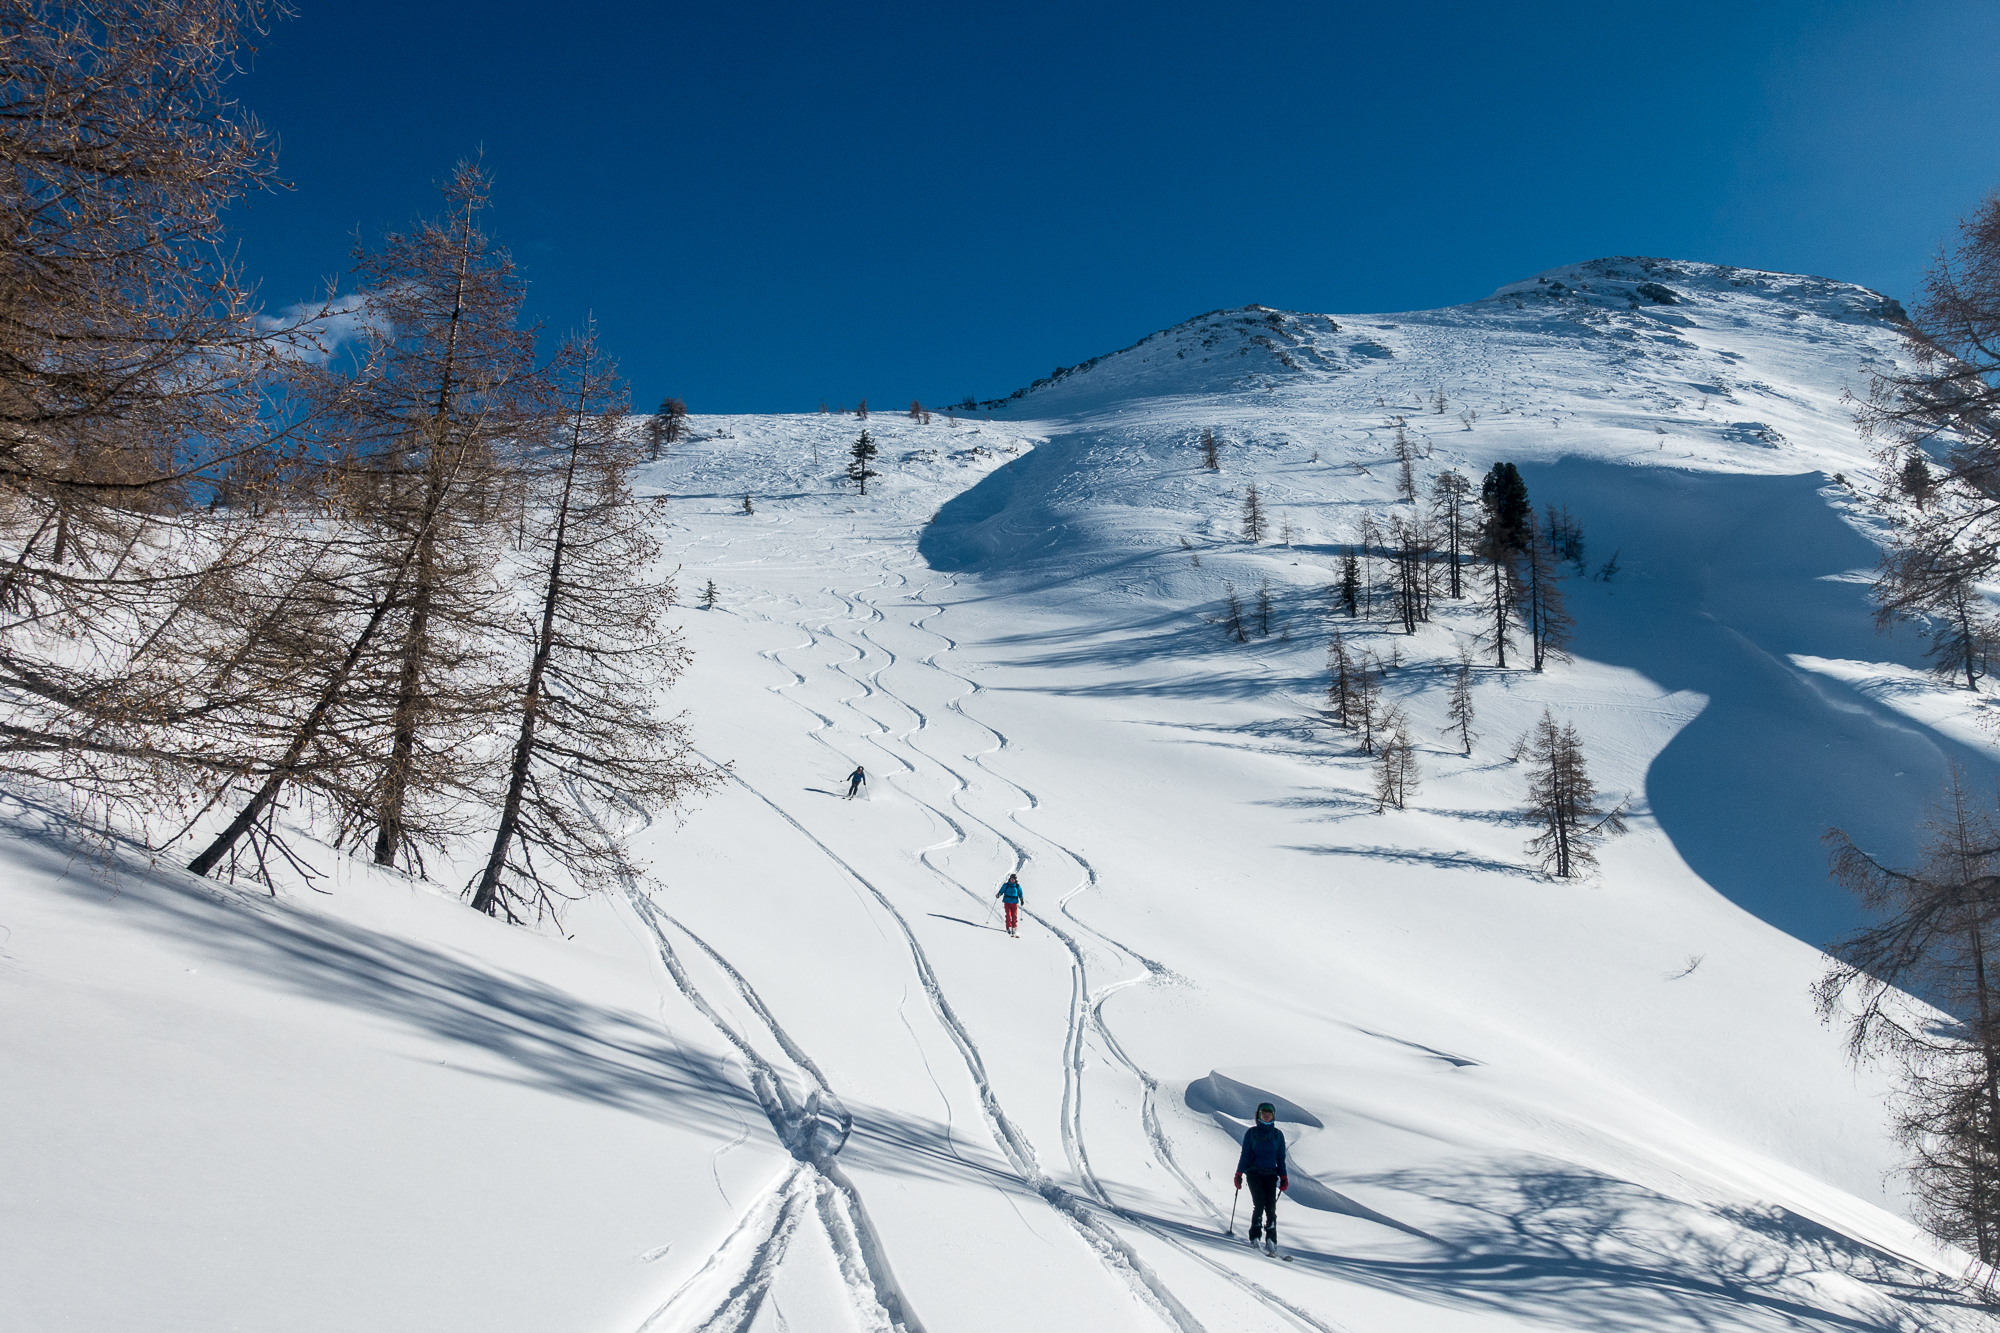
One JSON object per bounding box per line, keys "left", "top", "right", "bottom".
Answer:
{"left": 1227, "top": 1186, "right": 1239, "bottom": 1236}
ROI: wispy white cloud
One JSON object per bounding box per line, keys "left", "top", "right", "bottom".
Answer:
{"left": 254, "top": 291, "right": 377, "bottom": 363}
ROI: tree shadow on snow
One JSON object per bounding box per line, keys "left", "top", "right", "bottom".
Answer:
{"left": 1267, "top": 1159, "right": 1983, "bottom": 1331}
{"left": 10, "top": 824, "right": 769, "bottom": 1140}
{"left": 1098, "top": 1153, "right": 1981, "bottom": 1330}
{"left": 1283, "top": 844, "right": 1544, "bottom": 880}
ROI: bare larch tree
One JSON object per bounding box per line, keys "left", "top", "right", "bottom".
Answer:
{"left": 1326, "top": 630, "right": 1355, "bottom": 729}
{"left": 470, "top": 326, "right": 712, "bottom": 922}
{"left": 337, "top": 161, "right": 539, "bottom": 872}
{"left": 1521, "top": 513, "right": 1575, "bottom": 672}
{"left": 1521, "top": 710, "right": 1624, "bottom": 878}
{"left": 1820, "top": 765, "right": 2000, "bottom": 1262}
{"left": 1443, "top": 650, "right": 1476, "bottom": 756}
{"left": 1858, "top": 191, "right": 2000, "bottom": 692}
{"left": 1372, "top": 708, "right": 1418, "bottom": 812}
{"left": 1431, "top": 470, "right": 1472, "bottom": 598}
{"left": 0, "top": 0, "right": 322, "bottom": 809}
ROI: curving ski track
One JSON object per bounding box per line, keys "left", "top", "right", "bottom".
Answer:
{"left": 721, "top": 547, "right": 1347, "bottom": 1332}
{"left": 647, "top": 499, "right": 1362, "bottom": 1331}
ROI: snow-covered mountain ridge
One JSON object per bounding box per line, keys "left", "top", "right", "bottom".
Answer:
{"left": 8, "top": 258, "right": 2000, "bottom": 1333}
{"left": 974, "top": 257, "right": 1907, "bottom": 417}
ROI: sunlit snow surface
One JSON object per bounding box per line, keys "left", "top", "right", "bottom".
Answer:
{"left": 6, "top": 259, "right": 1999, "bottom": 1332}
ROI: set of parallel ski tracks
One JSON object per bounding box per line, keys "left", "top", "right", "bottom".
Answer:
{"left": 625, "top": 516, "right": 1346, "bottom": 1331}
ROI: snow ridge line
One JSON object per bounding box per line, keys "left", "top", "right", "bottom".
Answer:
{"left": 888, "top": 580, "right": 1347, "bottom": 1333}
{"left": 624, "top": 888, "right": 923, "bottom": 1333}
{"left": 697, "top": 749, "right": 1211, "bottom": 1333}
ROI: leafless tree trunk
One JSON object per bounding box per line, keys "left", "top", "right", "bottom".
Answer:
{"left": 0, "top": 0, "right": 347, "bottom": 826}
{"left": 1820, "top": 765, "right": 2000, "bottom": 1261}
{"left": 1393, "top": 422, "right": 1417, "bottom": 502}
{"left": 1858, "top": 191, "right": 2000, "bottom": 691}
{"left": 1522, "top": 514, "right": 1575, "bottom": 672}
{"left": 1326, "top": 630, "right": 1354, "bottom": 728}
{"left": 470, "top": 325, "right": 712, "bottom": 921}
{"left": 307, "top": 161, "right": 539, "bottom": 871}
{"left": 1220, "top": 581, "right": 1247, "bottom": 643}
{"left": 1388, "top": 514, "right": 1435, "bottom": 635}
{"left": 1485, "top": 554, "right": 1517, "bottom": 669}
{"left": 1352, "top": 653, "right": 1382, "bottom": 756}
{"left": 185, "top": 491, "right": 452, "bottom": 877}
{"left": 1521, "top": 710, "right": 1624, "bottom": 877}
{"left": 1373, "top": 709, "right": 1417, "bottom": 812}
{"left": 1432, "top": 470, "right": 1471, "bottom": 598}
{"left": 1444, "top": 650, "right": 1476, "bottom": 755}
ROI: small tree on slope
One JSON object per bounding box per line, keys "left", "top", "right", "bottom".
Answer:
{"left": 1326, "top": 631, "right": 1355, "bottom": 728}
{"left": 1337, "top": 548, "right": 1361, "bottom": 618}
{"left": 1242, "top": 483, "right": 1266, "bottom": 543}
{"left": 1443, "top": 650, "right": 1476, "bottom": 756}
{"left": 847, "top": 430, "right": 879, "bottom": 495}
{"left": 1480, "top": 461, "right": 1531, "bottom": 555}
{"left": 1352, "top": 654, "right": 1383, "bottom": 756}
{"left": 645, "top": 397, "right": 686, "bottom": 458}
{"left": 1389, "top": 514, "right": 1434, "bottom": 634}
{"left": 1373, "top": 710, "right": 1418, "bottom": 812}
{"left": 1521, "top": 710, "right": 1624, "bottom": 878}
{"left": 1220, "top": 581, "right": 1248, "bottom": 643}
{"left": 1393, "top": 423, "right": 1417, "bottom": 503}
{"left": 1431, "top": 470, "right": 1473, "bottom": 598}
{"left": 1930, "top": 576, "right": 1996, "bottom": 690}
{"left": 1521, "top": 514, "right": 1575, "bottom": 672}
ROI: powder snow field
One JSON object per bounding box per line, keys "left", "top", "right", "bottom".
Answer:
{"left": 7, "top": 258, "right": 2000, "bottom": 1331}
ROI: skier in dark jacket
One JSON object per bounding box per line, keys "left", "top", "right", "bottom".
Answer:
{"left": 1233, "top": 1102, "right": 1289, "bottom": 1254}
{"left": 996, "top": 874, "right": 1025, "bottom": 937}
{"left": 845, "top": 765, "right": 866, "bottom": 799}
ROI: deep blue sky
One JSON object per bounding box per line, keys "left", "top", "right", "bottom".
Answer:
{"left": 228, "top": 0, "right": 2000, "bottom": 414}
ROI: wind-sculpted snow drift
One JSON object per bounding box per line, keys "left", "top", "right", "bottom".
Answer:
{"left": 6, "top": 259, "right": 1999, "bottom": 1333}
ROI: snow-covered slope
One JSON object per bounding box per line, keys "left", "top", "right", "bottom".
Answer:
{"left": 6, "top": 261, "right": 1996, "bottom": 1333}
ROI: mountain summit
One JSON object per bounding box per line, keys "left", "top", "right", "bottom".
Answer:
{"left": 976, "top": 257, "right": 1907, "bottom": 414}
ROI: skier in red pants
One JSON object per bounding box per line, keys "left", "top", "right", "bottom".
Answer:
{"left": 996, "top": 874, "right": 1025, "bottom": 937}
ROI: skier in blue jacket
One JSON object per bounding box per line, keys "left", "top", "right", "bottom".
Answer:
{"left": 1233, "top": 1102, "right": 1289, "bottom": 1255}
{"left": 996, "top": 873, "right": 1025, "bottom": 937}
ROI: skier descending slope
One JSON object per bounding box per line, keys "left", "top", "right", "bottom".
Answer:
{"left": 1234, "top": 1102, "right": 1290, "bottom": 1256}
{"left": 996, "top": 873, "right": 1025, "bottom": 937}
{"left": 845, "top": 765, "right": 867, "bottom": 799}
